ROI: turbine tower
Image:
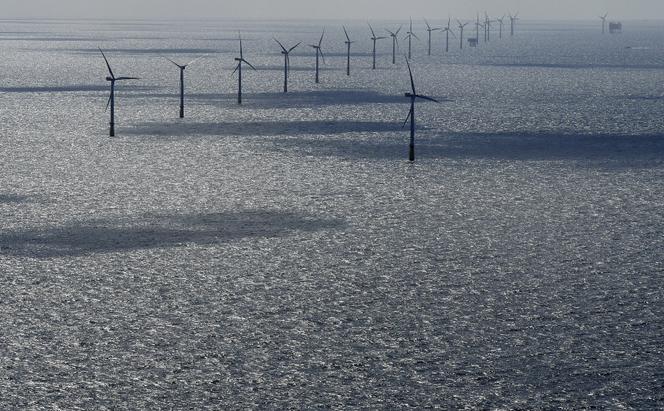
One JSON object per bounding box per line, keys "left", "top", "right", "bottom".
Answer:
{"left": 368, "top": 22, "right": 387, "bottom": 69}
{"left": 424, "top": 19, "right": 441, "bottom": 56}
{"left": 442, "top": 18, "right": 456, "bottom": 53}
{"left": 99, "top": 48, "right": 139, "bottom": 137}
{"left": 310, "top": 29, "right": 326, "bottom": 83}
{"left": 386, "top": 25, "right": 402, "bottom": 64}
{"left": 343, "top": 26, "right": 354, "bottom": 76}
{"left": 232, "top": 33, "right": 257, "bottom": 105}
{"left": 274, "top": 38, "right": 300, "bottom": 93}
{"left": 404, "top": 18, "right": 420, "bottom": 60}
{"left": 457, "top": 20, "right": 469, "bottom": 50}
{"left": 403, "top": 57, "right": 439, "bottom": 162}
{"left": 600, "top": 13, "right": 608, "bottom": 34}
{"left": 163, "top": 56, "right": 203, "bottom": 118}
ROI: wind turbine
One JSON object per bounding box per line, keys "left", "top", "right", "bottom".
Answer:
{"left": 386, "top": 25, "right": 402, "bottom": 64}
{"left": 232, "top": 33, "right": 257, "bottom": 105}
{"left": 99, "top": 48, "right": 139, "bottom": 137}
{"left": 442, "top": 18, "right": 456, "bottom": 53}
{"left": 457, "top": 20, "right": 469, "bottom": 50}
{"left": 403, "top": 57, "right": 439, "bottom": 162}
{"left": 509, "top": 12, "right": 519, "bottom": 36}
{"left": 310, "top": 29, "right": 326, "bottom": 83}
{"left": 343, "top": 26, "right": 354, "bottom": 76}
{"left": 404, "top": 18, "right": 420, "bottom": 60}
{"left": 368, "top": 22, "right": 387, "bottom": 69}
{"left": 424, "top": 19, "right": 441, "bottom": 56}
{"left": 496, "top": 16, "right": 505, "bottom": 39}
{"left": 163, "top": 55, "right": 203, "bottom": 119}
{"left": 274, "top": 38, "right": 300, "bottom": 93}
{"left": 475, "top": 12, "right": 482, "bottom": 44}
{"left": 599, "top": 13, "right": 608, "bottom": 34}
{"left": 484, "top": 13, "right": 493, "bottom": 42}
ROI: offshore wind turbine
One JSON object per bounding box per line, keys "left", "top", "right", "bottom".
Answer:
{"left": 424, "top": 19, "right": 441, "bottom": 56}
{"left": 368, "top": 22, "right": 387, "bottom": 69}
{"left": 99, "top": 48, "right": 139, "bottom": 137}
{"left": 274, "top": 38, "right": 300, "bottom": 93}
{"left": 343, "top": 26, "right": 354, "bottom": 76}
{"left": 599, "top": 13, "right": 608, "bottom": 34}
{"left": 457, "top": 20, "right": 469, "bottom": 50}
{"left": 484, "top": 13, "right": 493, "bottom": 42}
{"left": 232, "top": 33, "right": 256, "bottom": 105}
{"left": 509, "top": 12, "right": 519, "bottom": 36}
{"left": 442, "top": 18, "right": 455, "bottom": 53}
{"left": 386, "top": 25, "right": 402, "bottom": 64}
{"left": 163, "top": 55, "right": 203, "bottom": 118}
{"left": 496, "top": 16, "right": 505, "bottom": 39}
{"left": 310, "top": 29, "right": 326, "bottom": 83}
{"left": 403, "top": 57, "right": 439, "bottom": 162}
{"left": 404, "top": 18, "right": 420, "bottom": 60}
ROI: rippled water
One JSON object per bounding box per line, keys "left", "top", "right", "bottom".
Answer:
{"left": 1, "top": 18, "right": 664, "bottom": 409}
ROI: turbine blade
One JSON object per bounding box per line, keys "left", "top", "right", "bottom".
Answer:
{"left": 402, "top": 106, "right": 412, "bottom": 128}
{"left": 343, "top": 25, "right": 350, "bottom": 42}
{"left": 186, "top": 55, "right": 205, "bottom": 67}
{"left": 405, "top": 57, "right": 416, "bottom": 94}
{"left": 424, "top": 18, "right": 431, "bottom": 30}
{"left": 99, "top": 47, "right": 115, "bottom": 79}
{"left": 231, "top": 64, "right": 239, "bottom": 76}
{"left": 242, "top": 59, "right": 257, "bottom": 71}
{"left": 319, "top": 49, "right": 326, "bottom": 64}
{"left": 105, "top": 93, "right": 112, "bottom": 112}
{"left": 416, "top": 95, "right": 440, "bottom": 103}
{"left": 319, "top": 29, "right": 325, "bottom": 47}
{"left": 368, "top": 22, "right": 376, "bottom": 38}
{"left": 395, "top": 25, "right": 402, "bottom": 35}
{"left": 289, "top": 42, "right": 301, "bottom": 53}
{"left": 163, "top": 56, "right": 183, "bottom": 68}
{"left": 115, "top": 76, "right": 140, "bottom": 80}
{"left": 274, "top": 37, "right": 287, "bottom": 52}
{"left": 411, "top": 32, "right": 420, "bottom": 41}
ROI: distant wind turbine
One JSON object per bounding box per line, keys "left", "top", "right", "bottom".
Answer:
{"left": 509, "top": 12, "right": 519, "bottom": 36}
{"left": 310, "top": 29, "right": 326, "bottom": 83}
{"left": 599, "top": 13, "right": 608, "bottom": 34}
{"left": 163, "top": 55, "right": 203, "bottom": 118}
{"left": 457, "top": 20, "right": 469, "bottom": 50}
{"left": 475, "top": 12, "right": 482, "bottom": 44}
{"left": 496, "top": 16, "right": 505, "bottom": 39}
{"left": 403, "top": 57, "right": 439, "bottom": 162}
{"left": 343, "top": 26, "right": 354, "bottom": 76}
{"left": 368, "top": 22, "right": 387, "bottom": 69}
{"left": 424, "top": 19, "right": 441, "bottom": 56}
{"left": 404, "top": 18, "right": 420, "bottom": 60}
{"left": 442, "top": 18, "right": 456, "bottom": 53}
{"left": 232, "top": 33, "right": 257, "bottom": 105}
{"left": 386, "top": 25, "right": 402, "bottom": 64}
{"left": 484, "top": 13, "right": 493, "bottom": 42}
{"left": 274, "top": 38, "right": 300, "bottom": 93}
{"left": 99, "top": 48, "right": 139, "bottom": 137}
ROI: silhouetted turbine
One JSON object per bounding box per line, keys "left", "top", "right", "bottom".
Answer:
{"left": 386, "top": 25, "right": 402, "bottom": 64}
{"left": 442, "top": 18, "right": 456, "bottom": 53}
{"left": 457, "top": 20, "right": 469, "bottom": 49}
{"left": 274, "top": 38, "right": 300, "bottom": 93}
{"left": 368, "top": 22, "right": 387, "bottom": 69}
{"left": 99, "top": 48, "right": 139, "bottom": 137}
{"left": 509, "top": 12, "right": 519, "bottom": 36}
{"left": 343, "top": 26, "right": 354, "bottom": 76}
{"left": 496, "top": 16, "right": 505, "bottom": 39}
{"left": 310, "top": 29, "right": 326, "bottom": 83}
{"left": 163, "top": 55, "right": 203, "bottom": 118}
{"left": 232, "top": 33, "right": 257, "bottom": 105}
{"left": 600, "top": 13, "right": 608, "bottom": 34}
{"left": 424, "top": 19, "right": 441, "bottom": 56}
{"left": 403, "top": 57, "right": 439, "bottom": 162}
{"left": 404, "top": 18, "right": 420, "bottom": 60}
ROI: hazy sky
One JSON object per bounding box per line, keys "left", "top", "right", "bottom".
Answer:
{"left": 4, "top": 0, "right": 664, "bottom": 20}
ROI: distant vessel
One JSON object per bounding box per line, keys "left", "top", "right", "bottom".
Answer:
{"left": 468, "top": 38, "right": 478, "bottom": 47}
{"left": 609, "top": 22, "right": 623, "bottom": 34}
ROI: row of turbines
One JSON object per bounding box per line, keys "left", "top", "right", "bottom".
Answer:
{"left": 99, "top": 14, "right": 520, "bottom": 160}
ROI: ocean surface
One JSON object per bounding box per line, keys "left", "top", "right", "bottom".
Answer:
{"left": 1, "top": 18, "right": 664, "bottom": 409}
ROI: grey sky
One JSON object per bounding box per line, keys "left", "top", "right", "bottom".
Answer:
{"left": 4, "top": 0, "right": 664, "bottom": 20}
